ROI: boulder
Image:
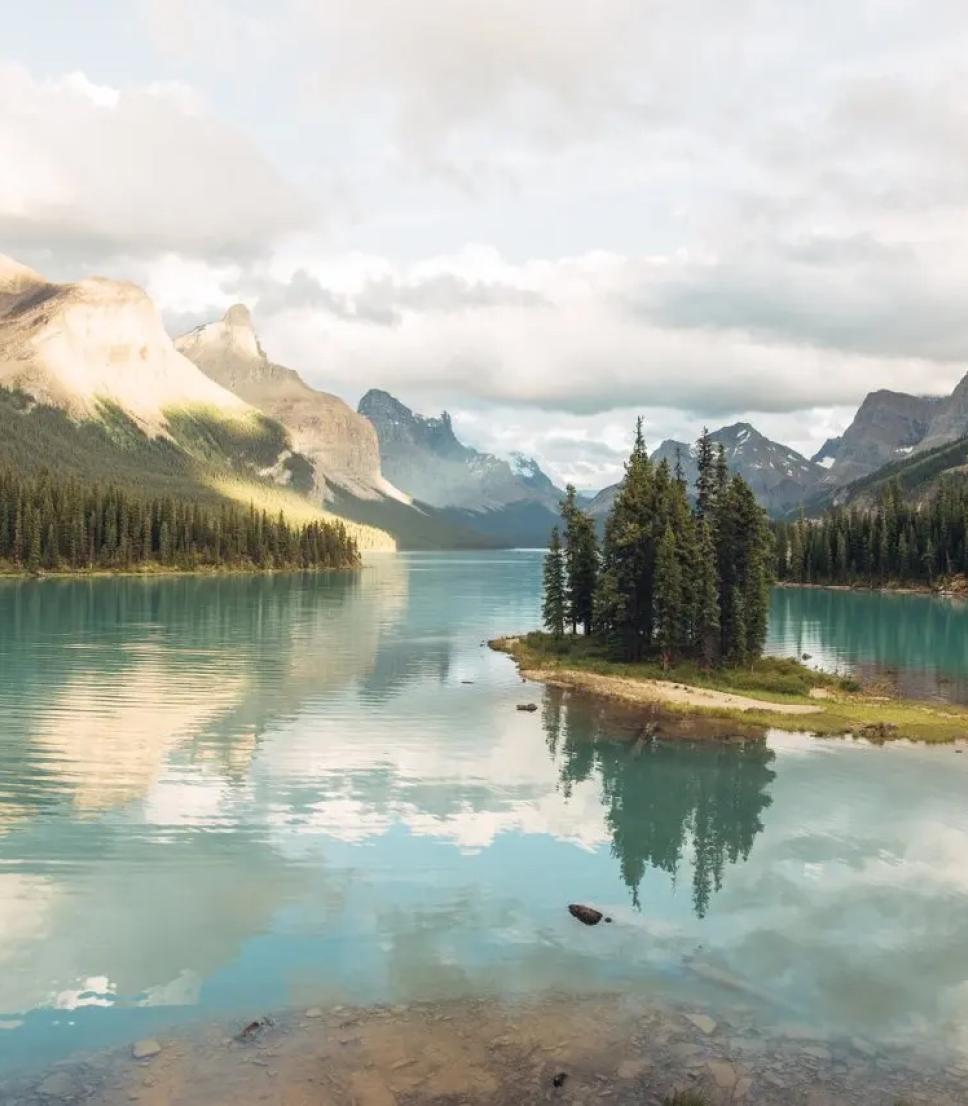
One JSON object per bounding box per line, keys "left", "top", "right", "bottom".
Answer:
{"left": 568, "top": 903, "right": 604, "bottom": 926}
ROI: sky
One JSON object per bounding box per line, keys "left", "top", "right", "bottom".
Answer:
{"left": 4, "top": 1, "right": 968, "bottom": 490}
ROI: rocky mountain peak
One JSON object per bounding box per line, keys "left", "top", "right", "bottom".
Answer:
{"left": 359, "top": 387, "right": 563, "bottom": 527}
{"left": 0, "top": 254, "right": 46, "bottom": 296}
{"left": 224, "top": 303, "right": 253, "bottom": 327}
{"left": 177, "top": 319, "right": 404, "bottom": 505}
{"left": 916, "top": 370, "right": 968, "bottom": 453}
{"left": 359, "top": 389, "right": 468, "bottom": 461}
{"left": 820, "top": 388, "right": 942, "bottom": 484}
{"left": 0, "top": 256, "right": 248, "bottom": 433}
{"left": 594, "top": 422, "right": 825, "bottom": 519}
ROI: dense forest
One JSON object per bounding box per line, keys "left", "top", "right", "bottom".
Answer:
{"left": 542, "top": 423, "right": 774, "bottom": 666}
{"left": 0, "top": 469, "right": 359, "bottom": 574}
{"left": 774, "top": 479, "right": 968, "bottom": 586}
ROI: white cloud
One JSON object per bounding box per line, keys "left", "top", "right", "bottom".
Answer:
{"left": 11, "top": 1, "right": 968, "bottom": 468}
{"left": 0, "top": 63, "right": 310, "bottom": 265}
{"left": 236, "top": 245, "right": 965, "bottom": 415}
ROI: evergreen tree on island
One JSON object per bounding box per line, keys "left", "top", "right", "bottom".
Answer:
{"left": 542, "top": 422, "right": 774, "bottom": 668}
{"left": 542, "top": 526, "right": 566, "bottom": 638}
{"left": 560, "top": 484, "right": 599, "bottom": 635}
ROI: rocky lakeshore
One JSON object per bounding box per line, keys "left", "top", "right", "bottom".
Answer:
{"left": 2, "top": 994, "right": 965, "bottom": 1106}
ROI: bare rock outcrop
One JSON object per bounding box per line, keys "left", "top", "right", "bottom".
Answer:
{"left": 177, "top": 307, "right": 407, "bottom": 503}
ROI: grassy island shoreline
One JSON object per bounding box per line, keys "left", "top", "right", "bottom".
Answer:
{"left": 492, "top": 632, "right": 968, "bottom": 744}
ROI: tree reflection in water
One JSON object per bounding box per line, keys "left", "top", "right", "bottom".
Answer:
{"left": 543, "top": 689, "right": 776, "bottom": 917}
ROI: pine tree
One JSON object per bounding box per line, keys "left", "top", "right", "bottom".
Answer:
{"left": 695, "top": 428, "right": 716, "bottom": 518}
{"left": 693, "top": 517, "right": 720, "bottom": 667}
{"left": 542, "top": 527, "right": 566, "bottom": 638}
{"left": 596, "top": 418, "right": 655, "bottom": 658}
{"left": 561, "top": 484, "right": 599, "bottom": 635}
{"left": 654, "top": 523, "right": 684, "bottom": 667}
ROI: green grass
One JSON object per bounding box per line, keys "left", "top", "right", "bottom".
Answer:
{"left": 493, "top": 632, "right": 968, "bottom": 743}
{"left": 663, "top": 1092, "right": 708, "bottom": 1106}
{"left": 506, "top": 632, "right": 854, "bottom": 701}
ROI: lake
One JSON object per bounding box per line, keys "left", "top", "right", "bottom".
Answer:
{"left": 1, "top": 552, "right": 967, "bottom": 1088}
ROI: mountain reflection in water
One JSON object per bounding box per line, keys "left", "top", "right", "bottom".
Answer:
{"left": 1, "top": 553, "right": 967, "bottom": 1077}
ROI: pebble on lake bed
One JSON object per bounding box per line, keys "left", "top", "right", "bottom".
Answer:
{"left": 132, "top": 1039, "right": 161, "bottom": 1060}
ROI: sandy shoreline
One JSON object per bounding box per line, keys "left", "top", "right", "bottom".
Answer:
{"left": 521, "top": 664, "right": 820, "bottom": 716}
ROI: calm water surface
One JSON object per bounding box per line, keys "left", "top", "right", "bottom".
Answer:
{"left": 1, "top": 553, "right": 967, "bottom": 1076}
{"left": 769, "top": 584, "right": 968, "bottom": 701}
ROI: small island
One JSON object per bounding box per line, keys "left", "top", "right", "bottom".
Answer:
{"left": 496, "top": 424, "right": 968, "bottom": 744}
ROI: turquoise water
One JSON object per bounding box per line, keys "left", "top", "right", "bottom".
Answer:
{"left": 1, "top": 553, "right": 967, "bottom": 1075}
{"left": 769, "top": 584, "right": 968, "bottom": 701}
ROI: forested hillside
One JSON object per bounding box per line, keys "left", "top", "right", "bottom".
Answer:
{"left": 775, "top": 478, "right": 968, "bottom": 587}
{"left": 0, "top": 388, "right": 393, "bottom": 552}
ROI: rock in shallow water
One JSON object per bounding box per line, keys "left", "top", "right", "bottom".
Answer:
{"left": 685, "top": 1012, "right": 717, "bottom": 1035}
{"left": 568, "top": 903, "right": 604, "bottom": 926}
{"left": 36, "top": 1070, "right": 77, "bottom": 1098}
{"left": 131, "top": 1039, "right": 161, "bottom": 1060}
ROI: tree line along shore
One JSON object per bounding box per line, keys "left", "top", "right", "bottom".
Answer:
{"left": 0, "top": 468, "right": 360, "bottom": 576}
{"left": 774, "top": 478, "right": 968, "bottom": 590}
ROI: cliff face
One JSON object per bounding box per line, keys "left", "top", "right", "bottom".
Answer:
{"left": 820, "top": 390, "right": 943, "bottom": 485}
{"left": 916, "top": 372, "right": 968, "bottom": 453}
{"left": 176, "top": 307, "right": 406, "bottom": 503}
{"left": 358, "top": 388, "right": 561, "bottom": 512}
{"left": 0, "top": 255, "right": 249, "bottom": 433}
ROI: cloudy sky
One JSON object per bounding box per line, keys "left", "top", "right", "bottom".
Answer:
{"left": 4, "top": 1, "right": 968, "bottom": 489}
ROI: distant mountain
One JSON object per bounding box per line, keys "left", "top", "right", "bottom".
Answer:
{"left": 176, "top": 313, "right": 517, "bottom": 550}
{"left": 917, "top": 373, "right": 968, "bottom": 453}
{"left": 815, "top": 433, "right": 968, "bottom": 513}
{"left": 0, "top": 255, "right": 393, "bottom": 550}
{"left": 358, "top": 388, "right": 564, "bottom": 545}
{"left": 176, "top": 305, "right": 405, "bottom": 504}
{"left": 811, "top": 436, "right": 843, "bottom": 469}
{"left": 817, "top": 390, "right": 944, "bottom": 485}
{"left": 589, "top": 422, "right": 825, "bottom": 520}
{"left": 0, "top": 255, "right": 250, "bottom": 432}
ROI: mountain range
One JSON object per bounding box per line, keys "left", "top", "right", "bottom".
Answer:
{"left": 4, "top": 252, "right": 968, "bottom": 545}
{"left": 587, "top": 423, "right": 827, "bottom": 521}
{"left": 358, "top": 389, "right": 563, "bottom": 546}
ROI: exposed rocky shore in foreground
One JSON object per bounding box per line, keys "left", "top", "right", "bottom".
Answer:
{"left": 3, "top": 993, "right": 965, "bottom": 1106}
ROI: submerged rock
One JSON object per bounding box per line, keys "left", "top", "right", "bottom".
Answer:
{"left": 236, "top": 1016, "right": 274, "bottom": 1042}
{"left": 685, "top": 1013, "right": 717, "bottom": 1035}
{"left": 131, "top": 1039, "right": 161, "bottom": 1060}
{"left": 568, "top": 903, "right": 604, "bottom": 926}
{"left": 36, "top": 1070, "right": 77, "bottom": 1098}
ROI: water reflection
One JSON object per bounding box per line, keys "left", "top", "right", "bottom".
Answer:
{"left": 768, "top": 585, "right": 968, "bottom": 702}
{"left": 544, "top": 692, "right": 775, "bottom": 916}
{"left": 1, "top": 556, "right": 968, "bottom": 1075}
